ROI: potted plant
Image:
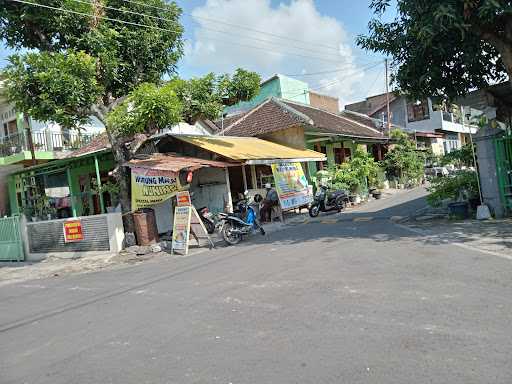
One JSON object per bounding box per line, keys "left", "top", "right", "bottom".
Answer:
{"left": 427, "top": 170, "right": 479, "bottom": 219}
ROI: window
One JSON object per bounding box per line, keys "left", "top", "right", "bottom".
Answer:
{"left": 334, "top": 147, "right": 351, "bottom": 164}
{"left": 407, "top": 100, "right": 430, "bottom": 122}
{"left": 3, "top": 120, "right": 18, "bottom": 137}
{"left": 444, "top": 134, "right": 460, "bottom": 153}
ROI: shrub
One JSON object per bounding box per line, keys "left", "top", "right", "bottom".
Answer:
{"left": 440, "top": 144, "right": 475, "bottom": 167}
{"left": 323, "top": 147, "right": 382, "bottom": 193}
{"left": 427, "top": 170, "right": 479, "bottom": 207}
{"left": 384, "top": 129, "right": 425, "bottom": 185}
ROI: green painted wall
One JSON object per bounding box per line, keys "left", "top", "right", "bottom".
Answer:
{"left": 225, "top": 74, "right": 310, "bottom": 114}
{"left": 68, "top": 157, "right": 115, "bottom": 216}
{"left": 7, "top": 175, "right": 19, "bottom": 215}
{"left": 7, "top": 152, "right": 115, "bottom": 217}
{"left": 0, "top": 150, "right": 54, "bottom": 165}
{"left": 279, "top": 75, "right": 310, "bottom": 105}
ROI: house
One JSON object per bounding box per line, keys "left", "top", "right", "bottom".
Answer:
{"left": 345, "top": 93, "right": 478, "bottom": 156}
{"left": 0, "top": 84, "right": 104, "bottom": 215}
{"left": 454, "top": 81, "right": 512, "bottom": 129}
{"left": 225, "top": 74, "right": 312, "bottom": 115}
{"left": 7, "top": 133, "right": 115, "bottom": 219}
{"left": 217, "top": 97, "right": 389, "bottom": 180}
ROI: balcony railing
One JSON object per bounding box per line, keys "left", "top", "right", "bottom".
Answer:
{"left": 0, "top": 131, "right": 93, "bottom": 157}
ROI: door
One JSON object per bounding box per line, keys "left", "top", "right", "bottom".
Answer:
{"left": 0, "top": 216, "right": 24, "bottom": 261}
{"left": 495, "top": 136, "right": 512, "bottom": 213}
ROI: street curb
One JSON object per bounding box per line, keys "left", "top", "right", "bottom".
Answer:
{"left": 394, "top": 223, "right": 512, "bottom": 261}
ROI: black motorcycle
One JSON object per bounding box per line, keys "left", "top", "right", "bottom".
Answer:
{"left": 309, "top": 185, "right": 349, "bottom": 217}
{"left": 218, "top": 196, "right": 265, "bottom": 245}
{"left": 197, "top": 206, "right": 216, "bottom": 234}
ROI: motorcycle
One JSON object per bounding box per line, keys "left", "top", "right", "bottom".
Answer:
{"left": 218, "top": 195, "right": 265, "bottom": 245}
{"left": 197, "top": 206, "right": 216, "bottom": 234}
{"left": 309, "top": 185, "right": 349, "bottom": 218}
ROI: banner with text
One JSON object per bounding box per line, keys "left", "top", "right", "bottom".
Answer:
{"left": 271, "top": 162, "right": 312, "bottom": 210}
{"left": 131, "top": 167, "right": 182, "bottom": 211}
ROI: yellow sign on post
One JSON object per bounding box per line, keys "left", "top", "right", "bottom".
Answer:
{"left": 271, "top": 162, "right": 312, "bottom": 210}
{"left": 131, "top": 167, "right": 181, "bottom": 211}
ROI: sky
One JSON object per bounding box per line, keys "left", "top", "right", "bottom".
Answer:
{"left": 0, "top": 0, "right": 397, "bottom": 107}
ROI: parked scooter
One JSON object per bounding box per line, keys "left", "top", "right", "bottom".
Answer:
{"left": 197, "top": 206, "right": 216, "bottom": 234}
{"left": 309, "top": 185, "right": 349, "bottom": 217}
{"left": 189, "top": 192, "right": 216, "bottom": 234}
{"left": 218, "top": 194, "right": 265, "bottom": 245}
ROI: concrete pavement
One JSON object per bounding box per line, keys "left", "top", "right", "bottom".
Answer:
{"left": 1, "top": 188, "right": 512, "bottom": 383}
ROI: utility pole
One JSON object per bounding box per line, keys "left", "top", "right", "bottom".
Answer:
{"left": 461, "top": 106, "right": 483, "bottom": 204}
{"left": 385, "top": 58, "right": 391, "bottom": 132}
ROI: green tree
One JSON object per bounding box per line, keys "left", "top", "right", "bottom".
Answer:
{"left": 1, "top": 1, "right": 260, "bottom": 226}
{"left": 441, "top": 143, "right": 475, "bottom": 167}
{"left": 330, "top": 147, "right": 382, "bottom": 193}
{"left": 357, "top": 1, "right": 512, "bottom": 100}
{"left": 2, "top": 0, "right": 184, "bottom": 223}
{"left": 383, "top": 129, "right": 425, "bottom": 184}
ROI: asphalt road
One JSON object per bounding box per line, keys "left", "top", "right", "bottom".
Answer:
{"left": 1, "top": 189, "right": 512, "bottom": 384}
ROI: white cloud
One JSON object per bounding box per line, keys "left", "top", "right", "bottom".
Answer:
{"left": 184, "top": 0, "right": 386, "bottom": 108}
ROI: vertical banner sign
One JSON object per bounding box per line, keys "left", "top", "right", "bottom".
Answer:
{"left": 171, "top": 206, "right": 192, "bottom": 254}
{"left": 63, "top": 219, "right": 84, "bottom": 243}
{"left": 176, "top": 191, "right": 192, "bottom": 207}
{"left": 271, "top": 162, "right": 313, "bottom": 210}
{"left": 131, "top": 167, "right": 181, "bottom": 210}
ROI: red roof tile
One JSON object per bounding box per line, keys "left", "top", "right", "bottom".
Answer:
{"left": 65, "top": 132, "right": 111, "bottom": 158}
{"left": 220, "top": 99, "right": 307, "bottom": 137}
{"left": 221, "top": 98, "right": 387, "bottom": 140}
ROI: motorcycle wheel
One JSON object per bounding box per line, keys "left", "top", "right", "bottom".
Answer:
{"left": 309, "top": 204, "right": 320, "bottom": 218}
{"left": 335, "top": 196, "right": 347, "bottom": 212}
{"left": 202, "top": 217, "right": 215, "bottom": 234}
{"left": 222, "top": 222, "right": 242, "bottom": 245}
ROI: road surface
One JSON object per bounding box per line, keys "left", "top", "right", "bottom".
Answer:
{"left": 1, "top": 188, "right": 511, "bottom": 383}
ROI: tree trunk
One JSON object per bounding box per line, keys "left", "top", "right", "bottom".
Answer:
{"left": 106, "top": 130, "right": 135, "bottom": 233}
{"left": 91, "top": 104, "right": 135, "bottom": 233}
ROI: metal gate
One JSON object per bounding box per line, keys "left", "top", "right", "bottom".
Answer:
{"left": 495, "top": 135, "right": 512, "bottom": 214}
{"left": 0, "top": 216, "right": 24, "bottom": 262}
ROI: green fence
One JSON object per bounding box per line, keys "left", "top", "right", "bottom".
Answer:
{"left": 495, "top": 135, "right": 512, "bottom": 214}
{"left": 0, "top": 216, "right": 24, "bottom": 262}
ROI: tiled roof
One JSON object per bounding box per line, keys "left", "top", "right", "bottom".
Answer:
{"left": 65, "top": 132, "right": 111, "bottom": 158}
{"left": 281, "top": 100, "right": 386, "bottom": 139}
{"left": 220, "top": 99, "right": 308, "bottom": 137}
{"left": 221, "top": 98, "right": 387, "bottom": 139}
{"left": 340, "top": 110, "right": 383, "bottom": 130}
{"left": 212, "top": 112, "right": 248, "bottom": 130}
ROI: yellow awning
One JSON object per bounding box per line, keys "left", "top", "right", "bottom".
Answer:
{"left": 174, "top": 135, "right": 326, "bottom": 164}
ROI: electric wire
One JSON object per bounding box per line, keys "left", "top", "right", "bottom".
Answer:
{"left": 68, "top": 0, "right": 350, "bottom": 61}
{"left": 11, "top": 0, "right": 362, "bottom": 65}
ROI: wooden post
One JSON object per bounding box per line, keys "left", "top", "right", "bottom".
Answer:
{"left": 241, "top": 165, "right": 248, "bottom": 191}
{"left": 67, "top": 168, "right": 77, "bottom": 217}
{"left": 94, "top": 155, "right": 105, "bottom": 214}
{"left": 250, "top": 165, "right": 258, "bottom": 189}
{"left": 224, "top": 167, "right": 233, "bottom": 213}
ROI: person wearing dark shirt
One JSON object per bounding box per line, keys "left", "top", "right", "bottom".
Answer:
{"left": 260, "top": 183, "right": 279, "bottom": 222}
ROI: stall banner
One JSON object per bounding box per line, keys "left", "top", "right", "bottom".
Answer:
{"left": 176, "top": 191, "right": 191, "bottom": 207}
{"left": 63, "top": 219, "right": 84, "bottom": 243}
{"left": 131, "top": 167, "right": 182, "bottom": 210}
{"left": 171, "top": 206, "right": 192, "bottom": 254}
{"left": 271, "top": 162, "right": 312, "bottom": 210}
